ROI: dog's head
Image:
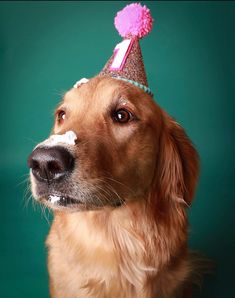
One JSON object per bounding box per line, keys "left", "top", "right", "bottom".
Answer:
{"left": 28, "top": 76, "right": 198, "bottom": 211}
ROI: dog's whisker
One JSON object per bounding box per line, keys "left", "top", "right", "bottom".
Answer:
{"left": 93, "top": 184, "right": 114, "bottom": 204}
{"left": 22, "top": 179, "right": 33, "bottom": 210}
{"left": 23, "top": 193, "right": 32, "bottom": 210}
{"left": 94, "top": 184, "right": 115, "bottom": 207}
{"left": 23, "top": 136, "right": 40, "bottom": 146}
{"left": 17, "top": 176, "right": 30, "bottom": 188}
{"left": 103, "top": 176, "right": 135, "bottom": 195}
{"left": 39, "top": 202, "right": 51, "bottom": 225}
{"left": 88, "top": 178, "right": 126, "bottom": 207}
{"left": 94, "top": 175, "right": 134, "bottom": 198}
{"left": 101, "top": 182, "right": 124, "bottom": 204}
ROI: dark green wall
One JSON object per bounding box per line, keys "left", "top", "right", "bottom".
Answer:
{"left": 1, "top": 1, "right": 234, "bottom": 297}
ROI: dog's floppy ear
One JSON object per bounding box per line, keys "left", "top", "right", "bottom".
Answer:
{"left": 157, "top": 112, "right": 199, "bottom": 206}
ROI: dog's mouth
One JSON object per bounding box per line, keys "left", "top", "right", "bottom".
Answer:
{"left": 39, "top": 194, "right": 82, "bottom": 208}
{"left": 38, "top": 193, "right": 125, "bottom": 210}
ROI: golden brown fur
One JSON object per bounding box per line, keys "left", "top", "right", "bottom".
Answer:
{"left": 31, "top": 76, "right": 199, "bottom": 297}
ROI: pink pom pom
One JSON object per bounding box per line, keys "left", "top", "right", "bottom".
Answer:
{"left": 114, "top": 3, "right": 153, "bottom": 39}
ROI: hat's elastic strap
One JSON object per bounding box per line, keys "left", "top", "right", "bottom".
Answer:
{"left": 112, "top": 76, "right": 153, "bottom": 97}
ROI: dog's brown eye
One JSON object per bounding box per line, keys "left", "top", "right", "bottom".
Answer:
{"left": 57, "top": 110, "right": 66, "bottom": 124}
{"left": 113, "top": 109, "right": 132, "bottom": 124}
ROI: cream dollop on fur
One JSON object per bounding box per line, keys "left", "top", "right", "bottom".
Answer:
{"left": 73, "top": 78, "right": 89, "bottom": 88}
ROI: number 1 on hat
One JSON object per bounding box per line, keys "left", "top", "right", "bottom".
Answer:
{"left": 110, "top": 39, "right": 133, "bottom": 70}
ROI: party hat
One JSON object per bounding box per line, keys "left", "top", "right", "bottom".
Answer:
{"left": 99, "top": 3, "right": 153, "bottom": 96}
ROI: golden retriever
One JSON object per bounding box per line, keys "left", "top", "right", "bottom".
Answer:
{"left": 28, "top": 75, "right": 199, "bottom": 298}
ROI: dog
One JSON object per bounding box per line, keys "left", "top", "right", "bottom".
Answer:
{"left": 28, "top": 75, "right": 199, "bottom": 298}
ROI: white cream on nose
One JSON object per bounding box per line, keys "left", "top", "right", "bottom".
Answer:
{"left": 36, "top": 130, "right": 77, "bottom": 148}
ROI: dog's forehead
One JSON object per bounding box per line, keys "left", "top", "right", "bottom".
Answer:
{"left": 63, "top": 77, "right": 125, "bottom": 106}
{"left": 63, "top": 76, "right": 154, "bottom": 112}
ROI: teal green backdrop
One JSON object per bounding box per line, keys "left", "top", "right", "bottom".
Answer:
{"left": 0, "top": 1, "right": 234, "bottom": 297}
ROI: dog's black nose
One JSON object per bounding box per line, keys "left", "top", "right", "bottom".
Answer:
{"left": 27, "top": 146, "right": 75, "bottom": 182}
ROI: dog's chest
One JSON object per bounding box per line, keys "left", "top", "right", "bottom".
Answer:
{"left": 46, "top": 213, "right": 122, "bottom": 293}
{"left": 48, "top": 213, "right": 118, "bottom": 269}
{"left": 46, "top": 212, "right": 154, "bottom": 297}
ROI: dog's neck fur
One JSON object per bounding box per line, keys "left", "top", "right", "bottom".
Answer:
{"left": 47, "top": 199, "right": 190, "bottom": 298}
